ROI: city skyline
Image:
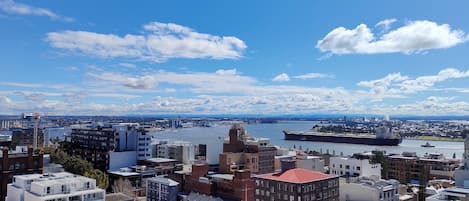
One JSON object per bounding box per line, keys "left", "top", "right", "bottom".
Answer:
{"left": 1, "top": 1, "right": 469, "bottom": 116}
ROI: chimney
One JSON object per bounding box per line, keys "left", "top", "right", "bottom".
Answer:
{"left": 280, "top": 159, "right": 296, "bottom": 172}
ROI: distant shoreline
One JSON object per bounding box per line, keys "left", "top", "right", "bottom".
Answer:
{"left": 406, "top": 136, "right": 464, "bottom": 142}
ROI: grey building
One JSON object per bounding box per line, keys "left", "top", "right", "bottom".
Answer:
{"left": 146, "top": 176, "right": 179, "bottom": 201}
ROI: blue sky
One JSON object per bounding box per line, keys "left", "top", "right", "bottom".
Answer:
{"left": 1, "top": 0, "right": 469, "bottom": 115}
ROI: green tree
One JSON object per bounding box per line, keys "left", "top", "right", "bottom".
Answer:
{"left": 63, "top": 156, "right": 93, "bottom": 175}
{"left": 84, "top": 169, "right": 109, "bottom": 190}
{"left": 39, "top": 146, "right": 56, "bottom": 155}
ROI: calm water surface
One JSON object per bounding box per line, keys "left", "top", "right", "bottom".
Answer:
{"left": 153, "top": 121, "right": 463, "bottom": 164}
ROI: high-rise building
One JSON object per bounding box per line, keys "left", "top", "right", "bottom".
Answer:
{"left": 146, "top": 177, "right": 179, "bottom": 201}
{"left": 1, "top": 147, "right": 43, "bottom": 201}
{"left": 65, "top": 123, "right": 151, "bottom": 171}
{"left": 219, "top": 124, "right": 276, "bottom": 174}
{"left": 254, "top": 161, "right": 339, "bottom": 201}
{"left": 6, "top": 172, "right": 105, "bottom": 201}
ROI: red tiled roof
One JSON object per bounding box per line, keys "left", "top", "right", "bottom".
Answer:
{"left": 256, "top": 168, "right": 334, "bottom": 183}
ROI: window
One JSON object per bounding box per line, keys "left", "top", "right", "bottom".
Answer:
{"left": 356, "top": 166, "right": 361, "bottom": 171}
{"left": 46, "top": 187, "right": 51, "bottom": 194}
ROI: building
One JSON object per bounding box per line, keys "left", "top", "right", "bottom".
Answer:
{"left": 386, "top": 152, "right": 459, "bottom": 184}
{"left": 1, "top": 147, "right": 43, "bottom": 201}
{"left": 181, "top": 192, "right": 224, "bottom": 201}
{"left": 6, "top": 172, "right": 105, "bottom": 201}
{"left": 108, "top": 165, "right": 156, "bottom": 196}
{"left": 330, "top": 156, "right": 381, "bottom": 178}
{"left": 43, "top": 127, "right": 71, "bottom": 147}
{"left": 138, "top": 158, "right": 182, "bottom": 176}
{"left": 146, "top": 176, "right": 179, "bottom": 201}
{"left": 275, "top": 151, "right": 325, "bottom": 173}
{"left": 170, "top": 164, "right": 254, "bottom": 201}
{"left": 219, "top": 124, "right": 276, "bottom": 174}
{"left": 65, "top": 123, "right": 151, "bottom": 171}
{"left": 105, "top": 193, "right": 135, "bottom": 201}
{"left": 11, "top": 128, "right": 44, "bottom": 149}
{"left": 0, "top": 135, "right": 11, "bottom": 148}
{"left": 427, "top": 136, "right": 469, "bottom": 200}
{"left": 153, "top": 140, "right": 207, "bottom": 164}
{"left": 339, "top": 177, "right": 400, "bottom": 201}
{"left": 254, "top": 161, "right": 339, "bottom": 201}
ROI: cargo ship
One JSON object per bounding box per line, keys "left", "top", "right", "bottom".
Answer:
{"left": 283, "top": 128, "right": 402, "bottom": 146}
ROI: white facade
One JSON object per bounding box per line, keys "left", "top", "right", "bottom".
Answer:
{"left": 330, "top": 156, "right": 381, "bottom": 178}
{"left": 6, "top": 172, "right": 105, "bottom": 201}
{"left": 113, "top": 123, "right": 152, "bottom": 161}
{"left": 296, "top": 154, "right": 325, "bottom": 172}
{"left": 340, "top": 177, "right": 400, "bottom": 201}
{"left": 154, "top": 140, "right": 196, "bottom": 164}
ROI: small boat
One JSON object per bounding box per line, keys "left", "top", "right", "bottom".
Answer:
{"left": 421, "top": 142, "right": 435, "bottom": 148}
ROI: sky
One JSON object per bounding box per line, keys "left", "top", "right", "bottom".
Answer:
{"left": 1, "top": 0, "right": 469, "bottom": 116}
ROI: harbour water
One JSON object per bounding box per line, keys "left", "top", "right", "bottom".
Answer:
{"left": 153, "top": 121, "right": 464, "bottom": 164}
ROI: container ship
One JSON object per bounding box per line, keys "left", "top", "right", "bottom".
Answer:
{"left": 283, "top": 127, "right": 402, "bottom": 146}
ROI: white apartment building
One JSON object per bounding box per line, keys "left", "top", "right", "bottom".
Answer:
{"left": 113, "top": 123, "right": 152, "bottom": 161}
{"left": 340, "top": 177, "right": 400, "bottom": 201}
{"left": 330, "top": 156, "right": 381, "bottom": 178}
{"left": 6, "top": 172, "right": 105, "bottom": 201}
{"left": 153, "top": 140, "right": 196, "bottom": 164}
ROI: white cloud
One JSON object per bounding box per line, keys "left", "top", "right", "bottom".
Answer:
{"left": 46, "top": 22, "right": 247, "bottom": 62}
{"left": 317, "top": 20, "right": 467, "bottom": 55}
{"left": 118, "top": 63, "right": 136, "bottom": 68}
{"left": 293, "top": 73, "right": 332, "bottom": 79}
{"left": 400, "top": 68, "right": 469, "bottom": 93}
{"left": 3, "top": 67, "right": 469, "bottom": 115}
{"left": 0, "top": 0, "right": 73, "bottom": 21}
{"left": 375, "top": 18, "right": 397, "bottom": 32}
{"left": 272, "top": 73, "right": 290, "bottom": 82}
{"left": 357, "top": 68, "right": 469, "bottom": 100}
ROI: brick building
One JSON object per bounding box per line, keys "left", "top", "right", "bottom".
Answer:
{"left": 254, "top": 160, "right": 339, "bottom": 201}
{"left": 219, "top": 124, "right": 276, "bottom": 174}
{"left": 170, "top": 164, "right": 254, "bottom": 201}
{"left": 0, "top": 147, "right": 43, "bottom": 201}
{"left": 385, "top": 152, "right": 459, "bottom": 184}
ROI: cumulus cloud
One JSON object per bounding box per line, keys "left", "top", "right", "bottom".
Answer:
{"left": 357, "top": 68, "right": 469, "bottom": 100}
{"left": 272, "top": 73, "right": 290, "bottom": 82}
{"left": 46, "top": 22, "right": 247, "bottom": 62}
{"left": 400, "top": 68, "right": 469, "bottom": 93}
{"left": 293, "top": 73, "right": 332, "bottom": 79}
{"left": 2, "top": 67, "right": 469, "bottom": 115}
{"left": 0, "top": 0, "right": 73, "bottom": 21}
{"left": 317, "top": 20, "right": 467, "bottom": 55}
